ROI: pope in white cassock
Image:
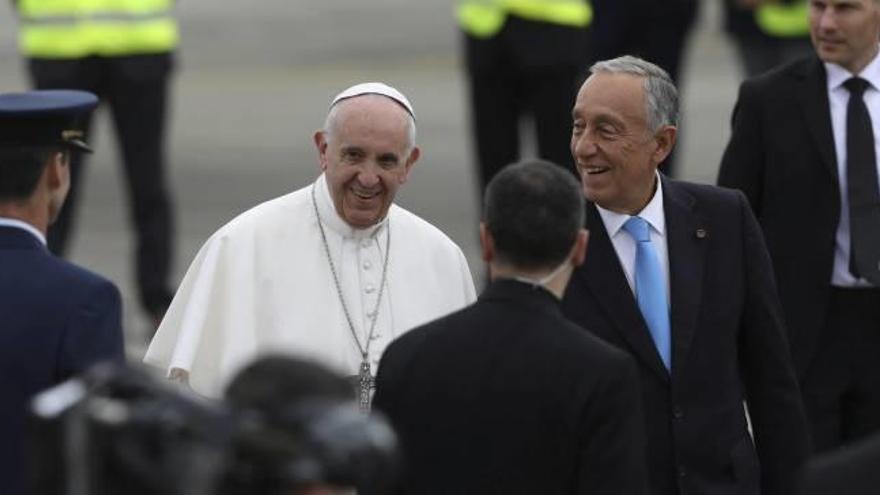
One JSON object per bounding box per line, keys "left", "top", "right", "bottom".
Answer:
{"left": 144, "top": 82, "right": 477, "bottom": 401}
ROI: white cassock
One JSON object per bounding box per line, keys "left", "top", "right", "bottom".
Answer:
{"left": 144, "top": 174, "right": 476, "bottom": 397}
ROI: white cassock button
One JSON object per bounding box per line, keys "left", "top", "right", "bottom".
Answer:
{"left": 365, "top": 284, "right": 376, "bottom": 294}
{"left": 361, "top": 239, "right": 371, "bottom": 249}
{"left": 366, "top": 310, "right": 377, "bottom": 319}
{"left": 370, "top": 333, "right": 382, "bottom": 341}
{"left": 363, "top": 260, "right": 372, "bottom": 270}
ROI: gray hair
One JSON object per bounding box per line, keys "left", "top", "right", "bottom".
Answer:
{"left": 589, "top": 55, "right": 679, "bottom": 131}
{"left": 323, "top": 94, "right": 417, "bottom": 152}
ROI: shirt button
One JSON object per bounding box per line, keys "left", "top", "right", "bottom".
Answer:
{"left": 366, "top": 310, "right": 377, "bottom": 319}
{"left": 369, "top": 333, "right": 382, "bottom": 341}
{"left": 365, "top": 284, "right": 376, "bottom": 294}
{"left": 360, "top": 239, "right": 371, "bottom": 249}
{"left": 673, "top": 406, "right": 684, "bottom": 420}
{"left": 363, "top": 260, "right": 373, "bottom": 270}
{"left": 678, "top": 467, "right": 687, "bottom": 478}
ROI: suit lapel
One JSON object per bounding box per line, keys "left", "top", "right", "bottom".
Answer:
{"left": 578, "top": 204, "right": 670, "bottom": 383}
{"left": 662, "top": 178, "right": 707, "bottom": 380}
{"left": 795, "top": 58, "right": 838, "bottom": 181}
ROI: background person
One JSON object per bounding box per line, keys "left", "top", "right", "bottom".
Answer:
{"left": 719, "top": 0, "right": 880, "bottom": 452}
{"left": 13, "top": 0, "right": 179, "bottom": 325}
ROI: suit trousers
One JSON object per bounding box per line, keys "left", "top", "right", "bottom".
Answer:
{"left": 800, "top": 287, "right": 880, "bottom": 452}
{"left": 463, "top": 15, "right": 588, "bottom": 190}
{"left": 28, "top": 53, "right": 175, "bottom": 316}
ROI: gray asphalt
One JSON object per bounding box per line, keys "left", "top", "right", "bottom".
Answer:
{"left": 0, "top": 1, "right": 743, "bottom": 353}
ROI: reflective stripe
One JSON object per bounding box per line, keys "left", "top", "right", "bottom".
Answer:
{"left": 457, "top": 0, "right": 591, "bottom": 38}
{"left": 17, "top": 0, "right": 178, "bottom": 57}
{"left": 18, "top": 0, "right": 174, "bottom": 17}
{"left": 755, "top": 1, "right": 809, "bottom": 38}
{"left": 20, "top": 18, "right": 178, "bottom": 58}
{"left": 457, "top": 3, "right": 506, "bottom": 38}
{"left": 505, "top": 0, "right": 591, "bottom": 28}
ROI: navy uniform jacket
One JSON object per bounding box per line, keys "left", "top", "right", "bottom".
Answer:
{"left": 0, "top": 224, "right": 124, "bottom": 495}
{"left": 373, "top": 280, "right": 648, "bottom": 495}
{"left": 562, "top": 177, "right": 810, "bottom": 495}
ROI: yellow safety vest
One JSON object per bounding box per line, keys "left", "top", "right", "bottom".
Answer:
{"left": 755, "top": 0, "right": 809, "bottom": 38}
{"left": 17, "top": 0, "right": 179, "bottom": 59}
{"left": 457, "top": 0, "right": 592, "bottom": 39}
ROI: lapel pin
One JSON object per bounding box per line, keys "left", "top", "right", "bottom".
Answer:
{"left": 695, "top": 228, "right": 707, "bottom": 239}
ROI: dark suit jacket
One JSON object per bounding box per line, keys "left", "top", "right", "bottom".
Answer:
{"left": 0, "top": 225, "right": 124, "bottom": 495}
{"left": 718, "top": 57, "right": 842, "bottom": 377}
{"left": 800, "top": 431, "right": 880, "bottom": 495}
{"left": 373, "top": 280, "right": 648, "bottom": 495}
{"left": 561, "top": 178, "right": 810, "bottom": 495}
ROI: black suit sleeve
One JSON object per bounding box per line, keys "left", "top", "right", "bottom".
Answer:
{"left": 801, "top": 432, "right": 880, "bottom": 495}
{"left": 58, "top": 279, "right": 125, "bottom": 380}
{"left": 736, "top": 192, "right": 811, "bottom": 493}
{"left": 718, "top": 79, "right": 766, "bottom": 215}
{"left": 576, "top": 354, "right": 648, "bottom": 495}
{"left": 372, "top": 350, "right": 399, "bottom": 418}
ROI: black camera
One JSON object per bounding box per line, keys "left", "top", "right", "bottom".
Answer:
{"left": 27, "top": 363, "right": 398, "bottom": 495}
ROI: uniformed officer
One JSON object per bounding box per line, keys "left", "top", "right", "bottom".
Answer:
{"left": 0, "top": 90, "right": 125, "bottom": 495}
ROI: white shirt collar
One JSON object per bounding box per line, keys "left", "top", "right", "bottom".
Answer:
{"left": 314, "top": 173, "right": 388, "bottom": 240}
{"left": 0, "top": 217, "right": 47, "bottom": 246}
{"left": 596, "top": 172, "right": 666, "bottom": 238}
{"left": 825, "top": 45, "right": 880, "bottom": 92}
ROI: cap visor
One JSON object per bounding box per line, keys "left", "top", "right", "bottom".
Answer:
{"left": 66, "top": 139, "right": 93, "bottom": 153}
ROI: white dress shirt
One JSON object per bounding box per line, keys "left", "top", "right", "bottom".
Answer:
{"left": 0, "top": 217, "right": 47, "bottom": 246}
{"left": 825, "top": 48, "right": 880, "bottom": 288}
{"left": 596, "top": 174, "right": 671, "bottom": 305}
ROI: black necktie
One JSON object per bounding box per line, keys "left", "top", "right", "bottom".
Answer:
{"left": 844, "top": 77, "right": 880, "bottom": 285}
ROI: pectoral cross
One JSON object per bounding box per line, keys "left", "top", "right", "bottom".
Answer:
{"left": 357, "top": 359, "right": 375, "bottom": 412}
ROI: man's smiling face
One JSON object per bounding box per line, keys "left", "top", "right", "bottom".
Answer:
{"left": 570, "top": 72, "right": 672, "bottom": 214}
{"left": 315, "top": 95, "right": 419, "bottom": 228}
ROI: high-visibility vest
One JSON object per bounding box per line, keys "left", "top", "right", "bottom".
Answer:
{"left": 17, "top": 0, "right": 179, "bottom": 59}
{"left": 755, "top": 0, "right": 809, "bottom": 38}
{"left": 457, "top": 0, "right": 592, "bottom": 38}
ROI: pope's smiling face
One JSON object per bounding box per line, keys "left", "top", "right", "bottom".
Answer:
{"left": 314, "top": 95, "right": 420, "bottom": 229}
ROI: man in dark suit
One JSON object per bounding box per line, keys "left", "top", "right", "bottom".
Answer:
{"left": 562, "top": 56, "right": 809, "bottom": 495}
{"left": 718, "top": 0, "right": 880, "bottom": 453}
{"left": 373, "top": 159, "right": 647, "bottom": 494}
{"left": 0, "top": 90, "right": 125, "bottom": 495}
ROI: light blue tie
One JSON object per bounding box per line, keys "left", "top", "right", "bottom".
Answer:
{"left": 622, "top": 216, "right": 672, "bottom": 371}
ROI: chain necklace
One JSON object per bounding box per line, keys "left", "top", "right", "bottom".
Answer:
{"left": 311, "top": 183, "right": 391, "bottom": 412}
